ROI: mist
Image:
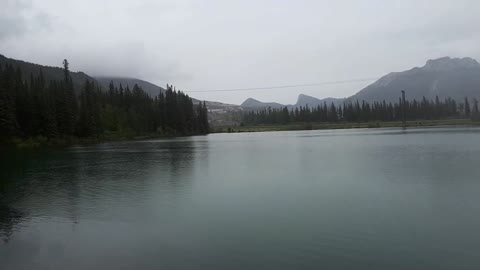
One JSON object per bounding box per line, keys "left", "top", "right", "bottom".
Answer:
{"left": 1, "top": 0, "right": 480, "bottom": 104}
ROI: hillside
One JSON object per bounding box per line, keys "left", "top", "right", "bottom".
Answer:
{"left": 95, "top": 77, "right": 166, "bottom": 96}
{"left": 240, "top": 95, "right": 344, "bottom": 110}
{"left": 0, "top": 55, "right": 210, "bottom": 139}
{"left": 350, "top": 57, "right": 480, "bottom": 102}
{"left": 5, "top": 54, "right": 479, "bottom": 120}
{"left": 0, "top": 54, "right": 96, "bottom": 92}
{"left": 241, "top": 57, "right": 480, "bottom": 108}
{"left": 95, "top": 76, "right": 242, "bottom": 118}
{"left": 241, "top": 98, "right": 285, "bottom": 110}
{"left": 295, "top": 94, "right": 344, "bottom": 107}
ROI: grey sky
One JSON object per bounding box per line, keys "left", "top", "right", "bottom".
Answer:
{"left": 1, "top": 0, "right": 480, "bottom": 104}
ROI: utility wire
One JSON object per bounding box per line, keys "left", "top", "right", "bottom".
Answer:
{"left": 186, "top": 77, "right": 378, "bottom": 93}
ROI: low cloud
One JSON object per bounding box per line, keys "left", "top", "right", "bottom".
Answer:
{"left": 0, "top": 0, "right": 51, "bottom": 41}
{"left": 1, "top": 0, "right": 480, "bottom": 104}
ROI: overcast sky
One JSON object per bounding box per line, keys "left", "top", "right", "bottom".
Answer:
{"left": 1, "top": 0, "right": 480, "bottom": 104}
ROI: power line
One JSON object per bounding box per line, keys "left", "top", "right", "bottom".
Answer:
{"left": 186, "top": 77, "right": 378, "bottom": 93}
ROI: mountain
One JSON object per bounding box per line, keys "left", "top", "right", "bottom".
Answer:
{"left": 350, "top": 57, "right": 480, "bottom": 102}
{"left": 0, "top": 54, "right": 96, "bottom": 91}
{"left": 6, "top": 53, "right": 479, "bottom": 116}
{"left": 95, "top": 76, "right": 238, "bottom": 105}
{"left": 96, "top": 76, "right": 247, "bottom": 125}
{"left": 0, "top": 54, "right": 241, "bottom": 121}
{"left": 240, "top": 95, "right": 344, "bottom": 110}
{"left": 295, "top": 94, "right": 321, "bottom": 107}
{"left": 241, "top": 98, "right": 285, "bottom": 109}
{"left": 95, "top": 77, "right": 166, "bottom": 96}
{"left": 0, "top": 55, "right": 175, "bottom": 98}
{"left": 295, "top": 94, "right": 344, "bottom": 107}
{"left": 241, "top": 57, "right": 480, "bottom": 108}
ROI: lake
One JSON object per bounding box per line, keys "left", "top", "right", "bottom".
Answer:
{"left": 1, "top": 127, "right": 480, "bottom": 269}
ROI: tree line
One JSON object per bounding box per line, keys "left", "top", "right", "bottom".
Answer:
{"left": 0, "top": 60, "right": 209, "bottom": 141}
{"left": 243, "top": 96, "right": 479, "bottom": 125}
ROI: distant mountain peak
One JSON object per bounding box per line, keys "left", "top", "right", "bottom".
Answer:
{"left": 241, "top": 98, "right": 284, "bottom": 109}
{"left": 241, "top": 98, "right": 264, "bottom": 106}
{"left": 296, "top": 94, "right": 320, "bottom": 105}
{"left": 242, "top": 97, "right": 259, "bottom": 103}
{"left": 297, "top": 93, "right": 315, "bottom": 100}
{"left": 351, "top": 56, "right": 480, "bottom": 102}
{"left": 422, "top": 57, "right": 480, "bottom": 71}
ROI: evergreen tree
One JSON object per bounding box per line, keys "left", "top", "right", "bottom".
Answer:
{"left": 0, "top": 59, "right": 210, "bottom": 141}
{"left": 242, "top": 96, "right": 470, "bottom": 126}
{"left": 464, "top": 97, "right": 471, "bottom": 117}
{"left": 78, "top": 80, "right": 101, "bottom": 137}
{"left": 0, "top": 86, "right": 17, "bottom": 137}
{"left": 472, "top": 99, "right": 479, "bottom": 121}
{"left": 0, "top": 64, "right": 18, "bottom": 137}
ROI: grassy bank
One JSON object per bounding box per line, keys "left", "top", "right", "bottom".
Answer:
{"left": 213, "top": 119, "right": 479, "bottom": 133}
{"left": 2, "top": 130, "right": 205, "bottom": 149}
{"left": 2, "top": 135, "right": 140, "bottom": 149}
{"left": 4, "top": 119, "right": 478, "bottom": 148}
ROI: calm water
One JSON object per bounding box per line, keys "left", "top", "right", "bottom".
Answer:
{"left": 1, "top": 127, "right": 480, "bottom": 269}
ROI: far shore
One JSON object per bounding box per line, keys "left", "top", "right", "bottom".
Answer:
{"left": 4, "top": 119, "right": 479, "bottom": 148}
{"left": 213, "top": 119, "right": 479, "bottom": 134}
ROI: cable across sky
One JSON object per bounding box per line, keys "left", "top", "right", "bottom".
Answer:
{"left": 186, "top": 77, "right": 378, "bottom": 93}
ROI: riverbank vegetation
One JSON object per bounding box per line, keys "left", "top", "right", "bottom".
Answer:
{"left": 0, "top": 60, "right": 209, "bottom": 146}
{"left": 213, "top": 97, "right": 480, "bottom": 133}
{"left": 213, "top": 119, "right": 479, "bottom": 133}
{"left": 242, "top": 97, "right": 479, "bottom": 126}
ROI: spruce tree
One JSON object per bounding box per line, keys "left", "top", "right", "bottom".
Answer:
{"left": 465, "top": 97, "right": 471, "bottom": 117}
{"left": 0, "top": 64, "right": 18, "bottom": 137}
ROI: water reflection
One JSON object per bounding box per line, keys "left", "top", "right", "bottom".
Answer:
{"left": 0, "top": 205, "right": 25, "bottom": 243}
{"left": 0, "top": 138, "right": 200, "bottom": 240}
{"left": 2, "top": 129, "right": 480, "bottom": 270}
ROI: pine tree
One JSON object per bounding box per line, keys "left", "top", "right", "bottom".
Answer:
{"left": 465, "top": 97, "right": 471, "bottom": 117}
{"left": 472, "top": 98, "right": 479, "bottom": 121}
{"left": 241, "top": 96, "right": 466, "bottom": 126}
{"left": 63, "top": 59, "right": 78, "bottom": 135}
{"left": 1, "top": 61, "right": 207, "bottom": 141}
{"left": 202, "top": 101, "right": 209, "bottom": 133}
{"left": 78, "top": 80, "right": 101, "bottom": 137}
{"left": 0, "top": 64, "right": 18, "bottom": 137}
{"left": 0, "top": 86, "right": 17, "bottom": 137}
{"left": 158, "top": 92, "right": 166, "bottom": 131}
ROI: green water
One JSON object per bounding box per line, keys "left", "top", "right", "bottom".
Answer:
{"left": 1, "top": 127, "right": 480, "bottom": 269}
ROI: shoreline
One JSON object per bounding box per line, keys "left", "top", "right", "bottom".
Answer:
{"left": 1, "top": 132, "right": 208, "bottom": 149}
{"left": 3, "top": 119, "right": 478, "bottom": 148}
{"left": 212, "top": 119, "right": 479, "bottom": 134}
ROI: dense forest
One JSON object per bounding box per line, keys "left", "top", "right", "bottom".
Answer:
{"left": 243, "top": 97, "right": 479, "bottom": 125}
{"left": 0, "top": 60, "right": 209, "bottom": 142}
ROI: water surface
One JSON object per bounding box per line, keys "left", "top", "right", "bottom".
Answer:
{"left": 1, "top": 127, "right": 480, "bottom": 269}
